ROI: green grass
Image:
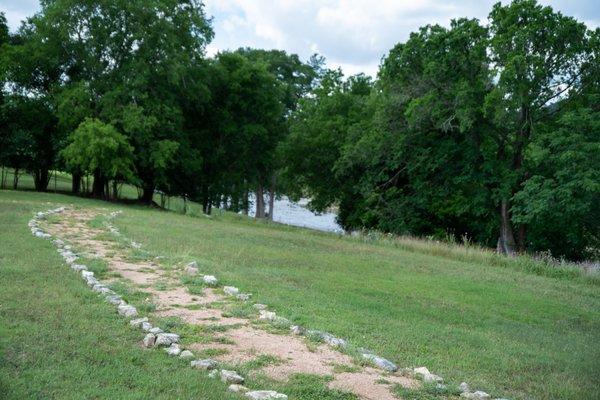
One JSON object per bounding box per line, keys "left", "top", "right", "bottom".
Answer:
{"left": 0, "top": 191, "right": 237, "bottom": 400}
{"left": 1, "top": 189, "right": 599, "bottom": 400}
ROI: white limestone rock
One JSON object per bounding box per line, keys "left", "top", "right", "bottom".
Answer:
{"left": 223, "top": 286, "right": 239, "bottom": 296}
{"left": 117, "top": 304, "right": 138, "bottom": 318}
{"left": 461, "top": 392, "right": 491, "bottom": 400}
{"left": 191, "top": 359, "right": 218, "bottom": 370}
{"left": 143, "top": 333, "right": 156, "bottom": 347}
{"left": 220, "top": 370, "right": 244, "bottom": 384}
{"left": 245, "top": 391, "right": 288, "bottom": 400}
{"left": 165, "top": 343, "right": 181, "bottom": 356}
{"left": 259, "top": 310, "right": 277, "bottom": 321}
{"left": 130, "top": 317, "right": 149, "bottom": 328}
{"left": 228, "top": 384, "right": 249, "bottom": 393}
{"left": 179, "top": 350, "right": 194, "bottom": 359}
{"left": 202, "top": 275, "right": 218, "bottom": 286}
{"left": 362, "top": 353, "right": 398, "bottom": 372}
{"left": 155, "top": 332, "right": 179, "bottom": 346}
{"left": 185, "top": 261, "right": 199, "bottom": 275}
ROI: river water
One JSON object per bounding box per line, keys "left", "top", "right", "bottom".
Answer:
{"left": 248, "top": 196, "right": 343, "bottom": 233}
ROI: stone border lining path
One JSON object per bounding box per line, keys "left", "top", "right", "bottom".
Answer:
{"left": 29, "top": 206, "right": 507, "bottom": 400}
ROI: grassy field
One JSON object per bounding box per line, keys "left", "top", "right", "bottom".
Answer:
{"left": 1, "top": 189, "right": 599, "bottom": 400}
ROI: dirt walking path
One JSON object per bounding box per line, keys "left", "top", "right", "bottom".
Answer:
{"left": 42, "top": 207, "right": 420, "bottom": 400}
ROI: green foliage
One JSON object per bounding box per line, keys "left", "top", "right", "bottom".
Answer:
{"left": 62, "top": 118, "right": 134, "bottom": 197}
{"left": 285, "top": 1, "right": 598, "bottom": 260}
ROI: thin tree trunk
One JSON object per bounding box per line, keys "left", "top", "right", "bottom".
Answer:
{"left": 72, "top": 171, "right": 81, "bottom": 194}
{"left": 497, "top": 199, "right": 516, "bottom": 256}
{"left": 112, "top": 181, "right": 118, "bottom": 200}
{"left": 242, "top": 188, "right": 249, "bottom": 215}
{"left": 13, "top": 167, "right": 19, "bottom": 190}
{"left": 267, "top": 174, "right": 276, "bottom": 221}
{"left": 255, "top": 181, "right": 265, "bottom": 218}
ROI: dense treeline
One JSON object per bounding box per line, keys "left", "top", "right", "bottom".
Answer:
{"left": 0, "top": 0, "right": 316, "bottom": 219}
{"left": 0, "top": 0, "right": 598, "bottom": 260}
{"left": 283, "top": 1, "right": 600, "bottom": 260}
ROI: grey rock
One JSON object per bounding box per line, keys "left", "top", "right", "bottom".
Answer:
{"left": 413, "top": 366, "right": 431, "bottom": 376}
{"left": 321, "top": 333, "right": 347, "bottom": 348}
{"left": 81, "top": 270, "right": 94, "bottom": 278}
{"left": 179, "top": 350, "right": 194, "bottom": 359}
{"left": 165, "top": 343, "right": 181, "bottom": 356}
{"left": 259, "top": 310, "right": 277, "bottom": 321}
{"left": 117, "top": 304, "right": 138, "bottom": 318}
{"left": 228, "top": 384, "right": 249, "bottom": 393}
{"left": 106, "top": 295, "right": 124, "bottom": 306}
{"left": 185, "top": 261, "right": 199, "bottom": 275}
{"left": 236, "top": 293, "right": 252, "bottom": 301}
{"left": 71, "top": 264, "right": 87, "bottom": 271}
{"left": 191, "top": 359, "right": 218, "bottom": 370}
{"left": 203, "top": 275, "right": 218, "bottom": 286}
{"left": 149, "top": 327, "right": 163, "bottom": 334}
{"left": 130, "top": 317, "right": 149, "bottom": 328}
{"left": 253, "top": 304, "right": 268, "bottom": 311}
{"left": 220, "top": 369, "right": 244, "bottom": 384}
{"left": 223, "top": 286, "right": 239, "bottom": 296}
{"left": 459, "top": 382, "right": 470, "bottom": 393}
{"left": 290, "top": 325, "right": 305, "bottom": 335}
{"left": 155, "top": 332, "right": 179, "bottom": 346}
{"left": 245, "top": 391, "right": 288, "bottom": 399}
{"left": 423, "top": 373, "right": 443, "bottom": 383}
{"left": 362, "top": 354, "right": 398, "bottom": 372}
{"left": 208, "top": 370, "right": 219, "bottom": 379}
{"left": 461, "top": 391, "right": 491, "bottom": 400}
{"left": 141, "top": 321, "right": 153, "bottom": 331}
{"left": 143, "top": 333, "right": 155, "bottom": 347}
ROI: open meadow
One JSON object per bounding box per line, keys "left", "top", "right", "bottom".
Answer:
{"left": 1, "top": 189, "right": 598, "bottom": 400}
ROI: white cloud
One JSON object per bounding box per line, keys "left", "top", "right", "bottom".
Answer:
{"left": 2, "top": 0, "right": 598, "bottom": 77}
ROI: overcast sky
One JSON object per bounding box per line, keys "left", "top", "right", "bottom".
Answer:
{"left": 1, "top": 0, "right": 598, "bottom": 76}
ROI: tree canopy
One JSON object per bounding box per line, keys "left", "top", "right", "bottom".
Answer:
{"left": 0, "top": 0, "right": 597, "bottom": 260}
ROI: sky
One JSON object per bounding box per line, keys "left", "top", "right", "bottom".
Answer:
{"left": 1, "top": 0, "right": 598, "bottom": 77}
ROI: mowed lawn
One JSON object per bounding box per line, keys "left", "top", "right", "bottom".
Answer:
{"left": 0, "top": 191, "right": 237, "bottom": 400}
{"left": 1, "top": 190, "right": 599, "bottom": 399}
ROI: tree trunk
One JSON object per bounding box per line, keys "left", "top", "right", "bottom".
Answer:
{"left": 140, "top": 183, "right": 155, "bottom": 204}
{"left": 255, "top": 181, "right": 265, "bottom": 218}
{"left": 267, "top": 174, "right": 276, "bottom": 221}
{"left": 92, "top": 170, "right": 105, "bottom": 198}
{"left": 1, "top": 166, "right": 5, "bottom": 189}
{"left": 33, "top": 168, "right": 50, "bottom": 192}
{"left": 72, "top": 171, "right": 82, "bottom": 194}
{"left": 497, "top": 199, "right": 516, "bottom": 256}
{"left": 112, "top": 181, "right": 119, "bottom": 200}
{"left": 242, "top": 188, "right": 249, "bottom": 215}
{"left": 13, "top": 168, "right": 20, "bottom": 190}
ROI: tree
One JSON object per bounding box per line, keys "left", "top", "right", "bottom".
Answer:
{"left": 27, "top": 0, "right": 213, "bottom": 202}
{"left": 486, "top": 0, "right": 591, "bottom": 254}
{"left": 62, "top": 118, "right": 134, "bottom": 198}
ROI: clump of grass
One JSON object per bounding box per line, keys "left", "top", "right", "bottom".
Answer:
{"left": 107, "top": 280, "right": 153, "bottom": 311}
{"left": 199, "top": 323, "right": 243, "bottom": 333}
{"left": 222, "top": 303, "right": 256, "bottom": 319}
{"left": 82, "top": 257, "right": 109, "bottom": 279}
{"left": 86, "top": 215, "right": 106, "bottom": 229}
{"left": 242, "top": 354, "right": 284, "bottom": 371}
{"left": 393, "top": 382, "right": 461, "bottom": 400}
{"left": 196, "top": 348, "right": 230, "bottom": 358}
{"left": 332, "top": 363, "right": 361, "bottom": 374}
